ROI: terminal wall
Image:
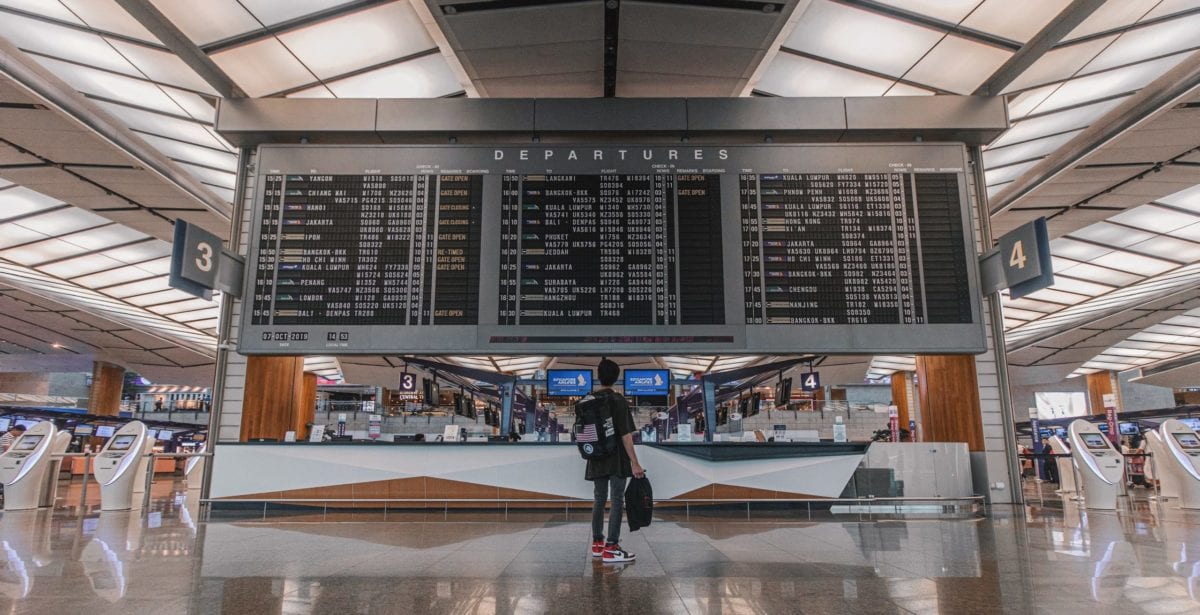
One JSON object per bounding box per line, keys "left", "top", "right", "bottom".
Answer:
{"left": 1117, "top": 370, "right": 1175, "bottom": 412}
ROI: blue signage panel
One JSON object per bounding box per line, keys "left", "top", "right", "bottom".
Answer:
{"left": 547, "top": 370, "right": 593, "bottom": 396}
{"left": 799, "top": 372, "right": 821, "bottom": 392}
{"left": 624, "top": 370, "right": 669, "bottom": 396}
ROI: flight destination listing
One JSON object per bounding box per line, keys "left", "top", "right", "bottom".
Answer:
{"left": 250, "top": 173, "right": 482, "bottom": 326}
{"left": 740, "top": 172, "right": 971, "bottom": 325}
{"left": 498, "top": 173, "right": 725, "bottom": 326}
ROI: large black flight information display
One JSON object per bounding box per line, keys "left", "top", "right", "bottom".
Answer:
{"left": 241, "top": 145, "right": 985, "bottom": 355}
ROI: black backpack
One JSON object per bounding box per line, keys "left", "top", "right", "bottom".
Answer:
{"left": 573, "top": 393, "right": 618, "bottom": 460}
{"left": 625, "top": 476, "right": 653, "bottom": 531}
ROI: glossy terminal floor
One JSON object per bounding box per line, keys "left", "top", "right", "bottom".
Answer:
{"left": 1, "top": 478, "right": 1199, "bottom": 614}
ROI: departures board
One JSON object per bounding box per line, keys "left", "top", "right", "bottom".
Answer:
{"left": 240, "top": 145, "right": 986, "bottom": 355}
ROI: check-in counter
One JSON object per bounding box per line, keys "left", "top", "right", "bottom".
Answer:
{"left": 209, "top": 441, "right": 870, "bottom": 508}
{"left": 68, "top": 456, "right": 176, "bottom": 476}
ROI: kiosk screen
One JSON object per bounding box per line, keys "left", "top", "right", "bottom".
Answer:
{"left": 14, "top": 435, "right": 41, "bottom": 451}
{"left": 1174, "top": 433, "right": 1200, "bottom": 449}
{"left": 108, "top": 435, "right": 136, "bottom": 451}
{"left": 1082, "top": 433, "right": 1109, "bottom": 449}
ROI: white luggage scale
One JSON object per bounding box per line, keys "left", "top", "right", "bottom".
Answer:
{"left": 1046, "top": 435, "right": 1079, "bottom": 497}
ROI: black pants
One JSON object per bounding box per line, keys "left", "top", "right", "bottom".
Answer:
{"left": 591, "top": 475, "right": 627, "bottom": 543}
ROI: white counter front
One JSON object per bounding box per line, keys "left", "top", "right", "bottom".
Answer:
{"left": 210, "top": 442, "right": 869, "bottom": 505}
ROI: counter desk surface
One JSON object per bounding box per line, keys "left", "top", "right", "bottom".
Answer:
{"left": 210, "top": 440, "right": 871, "bottom": 504}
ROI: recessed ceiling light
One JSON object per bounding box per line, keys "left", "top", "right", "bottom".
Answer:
{"left": 51, "top": 343, "right": 62, "bottom": 348}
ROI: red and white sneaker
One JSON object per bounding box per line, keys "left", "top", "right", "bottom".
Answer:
{"left": 602, "top": 544, "right": 636, "bottom": 563}
{"left": 591, "top": 540, "right": 605, "bottom": 558}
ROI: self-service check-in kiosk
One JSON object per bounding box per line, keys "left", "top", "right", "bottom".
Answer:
{"left": 93, "top": 421, "right": 149, "bottom": 511}
{"left": 0, "top": 422, "right": 60, "bottom": 510}
{"left": 1047, "top": 435, "right": 1079, "bottom": 495}
{"left": 1160, "top": 419, "right": 1200, "bottom": 509}
{"left": 1144, "top": 430, "right": 1181, "bottom": 500}
{"left": 1068, "top": 419, "right": 1125, "bottom": 510}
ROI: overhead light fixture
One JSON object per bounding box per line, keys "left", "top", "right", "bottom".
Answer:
{"left": 51, "top": 342, "right": 62, "bottom": 348}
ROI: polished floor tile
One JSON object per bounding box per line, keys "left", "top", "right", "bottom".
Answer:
{"left": 2, "top": 478, "right": 1200, "bottom": 613}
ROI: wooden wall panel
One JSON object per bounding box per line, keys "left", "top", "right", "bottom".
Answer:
{"left": 891, "top": 372, "right": 912, "bottom": 427}
{"left": 1086, "top": 371, "right": 1114, "bottom": 416}
{"left": 240, "top": 356, "right": 304, "bottom": 441}
{"left": 915, "top": 355, "right": 984, "bottom": 451}
{"left": 296, "top": 371, "right": 318, "bottom": 438}
{"left": 87, "top": 362, "right": 124, "bottom": 416}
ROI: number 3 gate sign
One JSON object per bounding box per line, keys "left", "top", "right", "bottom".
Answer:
{"left": 170, "top": 220, "right": 244, "bottom": 300}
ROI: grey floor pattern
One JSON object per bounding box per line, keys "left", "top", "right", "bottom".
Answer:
{"left": 1, "top": 480, "right": 1198, "bottom": 614}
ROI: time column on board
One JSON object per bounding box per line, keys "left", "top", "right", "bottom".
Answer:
{"left": 251, "top": 175, "right": 283, "bottom": 325}
{"left": 739, "top": 174, "right": 763, "bottom": 324}
{"left": 498, "top": 175, "right": 521, "bottom": 326}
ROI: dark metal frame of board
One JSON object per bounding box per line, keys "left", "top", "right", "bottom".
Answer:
{"left": 239, "top": 143, "right": 986, "bottom": 355}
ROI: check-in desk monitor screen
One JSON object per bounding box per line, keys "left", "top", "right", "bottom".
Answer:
{"left": 1174, "top": 433, "right": 1200, "bottom": 449}
{"left": 241, "top": 144, "right": 985, "bottom": 356}
{"left": 157, "top": 430, "right": 173, "bottom": 440}
{"left": 0, "top": 418, "right": 9, "bottom": 432}
{"left": 14, "top": 435, "right": 41, "bottom": 451}
{"left": 108, "top": 435, "right": 136, "bottom": 451}
{"left": 74, "top": 424, "right": 93, "bottom": 436}
{"left": 624, "top": 370, "right": 669, "bottom": 396}
{"left": 95, "top": 425, "right": 115, "bottom": 438}
{"left": 1082, "top": 433, "right": 1110, "bottom": 450}
{"left": 547, "top": 370, "right": 593, "bottom": 397}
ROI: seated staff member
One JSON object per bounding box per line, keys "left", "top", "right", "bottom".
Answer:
{"left": 0, "top": 424, "right": 26, "bottom": 452}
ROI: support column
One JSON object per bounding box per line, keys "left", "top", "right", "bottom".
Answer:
{"left": 240, "top": 356, "right": 304, "bottom": 441}
{"left": 1086, "top": 371, "right": 1117, "bottom": 415}
{"left": 296, "top": 372, "right": 318, "bottom": 439}
{"left": 891, "top": 371, "right": 913, "bottom": 430}
{"left": 915, "top": 355, "right": 985, "bottom": 451}
{"left": 87, "top": 361, "right": 125, "bottom": 416}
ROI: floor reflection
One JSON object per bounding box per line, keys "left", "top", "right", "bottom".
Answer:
{"left": 0, "top": 479, "right": 1197, "bottom": 613}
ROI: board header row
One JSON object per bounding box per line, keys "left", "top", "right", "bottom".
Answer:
{"left": 216, "top": 97, "right": 1008, "bottom": 147}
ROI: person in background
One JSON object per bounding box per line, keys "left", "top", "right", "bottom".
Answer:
{"left": 0, "top": 424, "right": 27, "bottom": 452}
{"left": 584, "top": 358, "right": 645, "bottom": 564}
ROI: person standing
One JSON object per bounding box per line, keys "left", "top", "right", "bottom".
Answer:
{"left": 584, "top": 358, "right": 645, "bottom": 563}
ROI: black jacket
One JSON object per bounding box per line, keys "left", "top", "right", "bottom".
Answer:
{"left": 624, "top": 476, "right": 653, "bottom": 531}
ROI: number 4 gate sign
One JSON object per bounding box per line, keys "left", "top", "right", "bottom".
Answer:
{"left": 979, "top": 217, "right": 1053, "bottom": 299}
{"left": 799, "top": 372, "right": 821, "bottom": 392}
